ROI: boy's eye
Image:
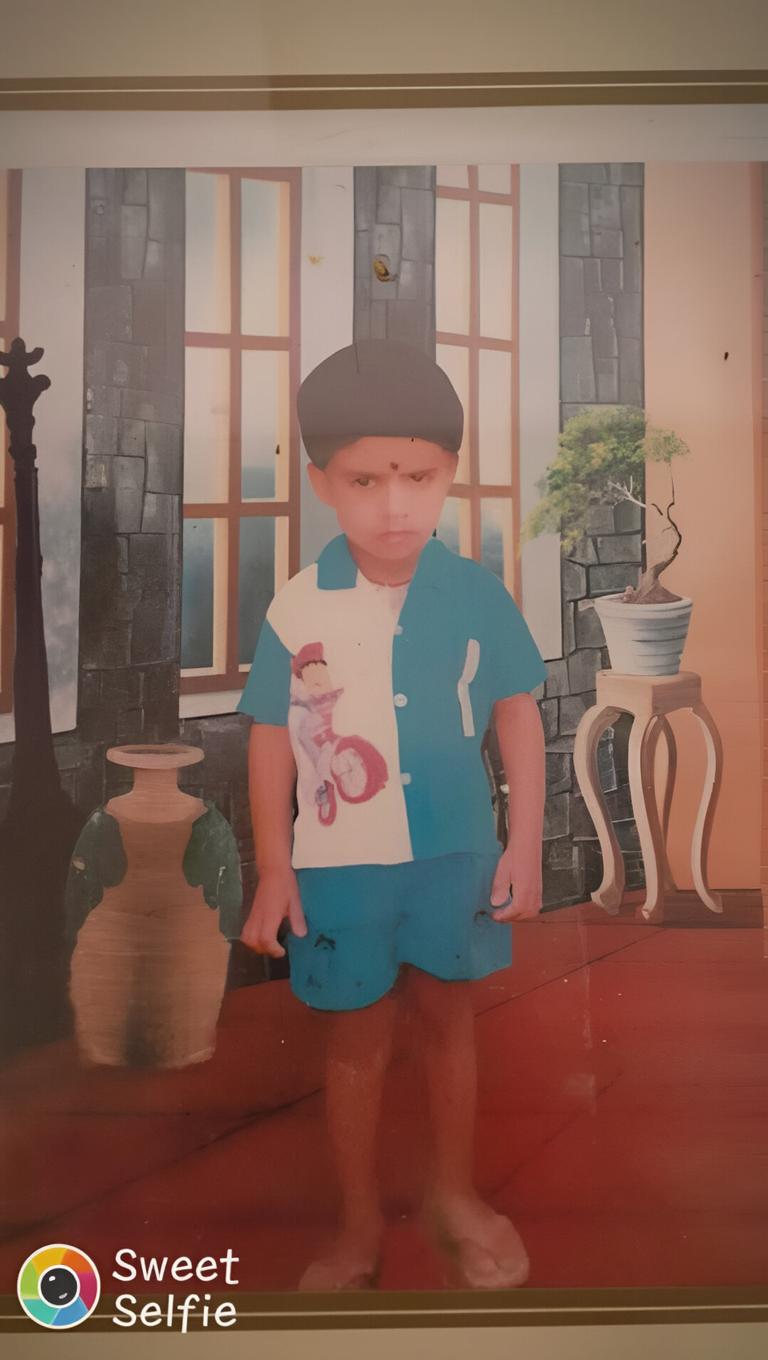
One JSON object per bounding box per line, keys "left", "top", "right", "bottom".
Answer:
{"left": 353, "top": 476, "right": 373, "bottom": 487}
{"left": 410, "top": 472, "right": 430, "bottom": 483}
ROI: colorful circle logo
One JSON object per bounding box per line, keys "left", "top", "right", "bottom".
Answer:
{"left": 17, "top": 1244, "right": 100, "bottom": 1329}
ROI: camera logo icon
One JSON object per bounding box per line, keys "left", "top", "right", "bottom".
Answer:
{"left": 17, "top": 1244, "right": 100, "bottom": 1329}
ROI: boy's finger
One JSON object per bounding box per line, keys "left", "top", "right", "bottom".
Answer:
{"left": 287, "top": 894, "right": 308, "bottom": 937}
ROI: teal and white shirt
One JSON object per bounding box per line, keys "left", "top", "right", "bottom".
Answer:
{"left": 237, "top": 533, "right": 547, "bottom": 869}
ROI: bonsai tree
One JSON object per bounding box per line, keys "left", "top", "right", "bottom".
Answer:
{"left": 521, "top": 405, "right": 690, "bottom": 605}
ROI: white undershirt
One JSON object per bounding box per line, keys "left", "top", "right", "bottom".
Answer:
{"left": 355, "top": 571, "right": 411, "bottom": 621}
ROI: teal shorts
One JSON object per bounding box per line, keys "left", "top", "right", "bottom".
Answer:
{"left": 285, "top": 852, "right": 512, "bottom": 1011}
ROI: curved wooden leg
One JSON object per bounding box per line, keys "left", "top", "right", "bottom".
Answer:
{"left": 690, "top": 702, "right": 724, "bottom": 914}
{"left": 642, "top": 715, "right": 679, "bottom": 894}
{"left": 628, "top": 713, "right": 668, "bottom": 923}
{"left": 573, "top": 704, "right": 625, "bottom": 914}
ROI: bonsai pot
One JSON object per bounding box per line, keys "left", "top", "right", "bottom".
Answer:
{"left": 66, "top": 743, "right": 242, "bottom": 1068}
{"left": 593, "top": 593, "right": 693, "bottom": 675}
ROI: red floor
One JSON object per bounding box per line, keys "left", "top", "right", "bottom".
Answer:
{"left": 1, "top": 899, "right": 767, "bottom": 1293}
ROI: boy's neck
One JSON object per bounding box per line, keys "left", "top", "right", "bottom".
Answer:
{"left": 345, "top": 535, "right": 420, "bottom": 586}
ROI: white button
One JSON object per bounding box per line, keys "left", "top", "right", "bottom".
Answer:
{"left": 394, "top": 693, "right": 408, "bottom": 708}
{"left": 394, "top": 624, "right": 403, "bottom": 635}
{"left": 400, "top": 772, "right": 412, "bottom": 785}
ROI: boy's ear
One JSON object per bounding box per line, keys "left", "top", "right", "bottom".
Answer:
{"left": 306, "top": 461, "right": 332, "bottom": 506}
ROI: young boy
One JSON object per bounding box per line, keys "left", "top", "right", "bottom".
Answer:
{"left": 238, "top": 339, "right": 547, "bottom": 1291}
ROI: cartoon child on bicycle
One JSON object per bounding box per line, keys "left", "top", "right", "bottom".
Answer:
{"left": 289, "top": 642, "right": 388, "bottom": 826}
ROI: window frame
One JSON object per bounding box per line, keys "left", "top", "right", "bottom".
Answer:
{"left": 180, "top": 166, "right": 301, "bottom": 698}
{"left": 436, "top": 164, "right": 522, "bottom": 600}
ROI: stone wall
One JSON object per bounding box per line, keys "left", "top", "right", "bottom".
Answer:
{"left": 539, "top": 163, "right": 646, "bottom": 907}
{"left": 353, "top": 168, "right": 435, "bottom": 354}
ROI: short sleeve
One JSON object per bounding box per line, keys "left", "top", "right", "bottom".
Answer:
{"left": 236, "top": 616, "right": 293, "bottom": 724}
{"left": 483, "top": 575, "right": 547, "bottom": 701}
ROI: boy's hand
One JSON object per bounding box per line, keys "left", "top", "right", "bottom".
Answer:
{"left": 489, "top": 847, "right": 543, "bottom": 922}
{"left": 240, "top": 865, "right": 308, "bottom": 959}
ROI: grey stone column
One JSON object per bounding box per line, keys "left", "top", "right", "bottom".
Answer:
{"left": 79, "top": 169, "right": 184, "bottom": 782}
{"left": 541, "top": 163, "right": 646, "bottom": 906}
{"left": 354, "top": 168, "right": 436, "bottom": 354}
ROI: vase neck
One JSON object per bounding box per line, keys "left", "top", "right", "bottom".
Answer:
{"left": 117, "top": 766, "right": 201, "bottom": 822}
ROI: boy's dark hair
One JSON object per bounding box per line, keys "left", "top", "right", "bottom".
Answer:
{"left": 297, "top": 339, "right": 464, "bottom": 469}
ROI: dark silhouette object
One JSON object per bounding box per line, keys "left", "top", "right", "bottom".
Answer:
{"left": 0, "top": 338, "right": 82, "bottom": 1059}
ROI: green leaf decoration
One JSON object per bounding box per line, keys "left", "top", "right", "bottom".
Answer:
{"left": 182, "top": 800, "right": 244, "bottom": 941}
{"left": 64, "top": 808, "right": 128, "bottom": 946}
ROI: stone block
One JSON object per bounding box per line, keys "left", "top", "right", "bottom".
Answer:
{"left": 354, "top": 168, "right": 377, "bottom": 230}
{"left": 376, "top": 181, "right": 401, "bottom": 224}
{"left": 370, "top": 300, "right": 387, "bottom": 339}
{"left": 397, "top": 259, "right": 432, "bottom": 303}
{"left": 620, "top": 187, "right": 643, "bottom": 291}
{"left": 584, "top": 502, "right": 616, "bottom": 534}
{"left": 618, "top": 337, "right": 643, "bottom": 407}
{"left": 600, "top": 258, "right": 623, "bottom": 292}
{"left": 596, "top": 533, "right": 641, "bottom": 564}
{"left": 562, "top": 557, "right": 587, "bottom": 601}
{"left": 88, "top": 168, "right": 113, "bottom": 201}
{"left": 562, "top": 600, "right": 575, "bottom": 653}
{"left": 386, "top": 299, "right": 429, "bottom": 348}
{"left": 542, "top": 862, "right": 585, "bottom": 909}
{"left": 590, "top": 563, "right": 637, "bottom": 596}
{"left": 87, "top": 284, "right": 134, "bottom": 344}
{"left": 570, "top": 793, "right": 598, "bottom": 839}
{"left": 146, "top": 421, "right": 182, "bottom": 485}
{"left": 545, "top": 658, "right": 569, "bottom": 697}
{"left": 83, "top": 485, "right": 116, "bottom": 535}
{"left": 591, "top": 227, "right": 623, "bottom": 258}
{"left": 143, "top": 239, "right": 165, "bottom": 279}
{"left": 371, "top": 223, "right": 401, "bottom": 296}
{"left": 147, "top": 170, "right": 185, "bottom": 244}
{"left": 561, "top": 164, "right": 607, "bottom": 184}
{"left": 401, "top": 188, "right": 434, "bottom": 262}
{"left": 114, "top": 455, "right": 145, "bottom": 533}
{"left": 355, "top": 228, "right": 370, "bottom": 282}
{"left": 100, "top": 666, "right": 143, "bottom": 711}
{"left": 608, "top": 163, "right": 644, "bottom": 186}
{"left": 131, "top": 589, "right": 172, "bottom": 664}
{"left": 567, "top": 648, "right": 601, "bottom": 694}
{"left": 560, "top": 256, "right": 586, "bottom": 337}
{"left": 380, "top": 167, "right": 433, "bottom": 190}
{"left": 586, "top": 290, "right": 617, "bottom": 360}
{"left": 589, "top": 183, "right": 621, "bottom": 229}
{"left": 84, "top": 624, "right": 132, "bottom": 670}
{"left": 614, "top": 499, "right": 642, "bottom": 532}
{"left": 116, "top": 536, "right": 129, "bottom": 573}
{"left": 87, "top": 195, "right": 111, "bottom": 241}
{"left": 546, "top": 751, "right": 572, "bottom": 795}
{"left": 142, "top": 491, "right": 179, "bottom": 535}
{"left": 124, "top": 170, "right": 148, "bottom": 205}
{"left": 543, "top": 791, "right": 570, "bottom": 840}
{"left": 121, "top": 388, "right": 183, "bottom": 424}
{"left": 560, "top": 193, "right": 591, "bottom": 257}
{"left": 131, "top": 278, "right": 166, "bottom": 346}
{"left": 561, "top": 337, "right": 596, "bottom": 403}
{"left": 575, "top": 599, "right": 605, "bottom": 648}
{"left": 596, "top": 365, "right": 619, "bottom": 403}
{"left": 85, "top": 414, "right": 117, "bottom": 461}
{"left": 121, "top": 205, "right": 148, "bottom": 280}
{"left": 615, "top": 292, "right": 641, "bottom": 340}
{"left": 87, "top": 384, "right": 121, "bottom": 417}
{"left": 117, "top": 418, "right": 145, "bottom": 457}
{"left": 540, "top": 698, "right": 558, "bottom": 742}
{"left": 86, "top": 234, "right": 108, "bottom": 288}
{"left": 567, "top": 535, "right": 597, "bottom": 566}
{"left": 559, "top": 693, "right": 590, "bottom": 735}
{"left": 106, "top": 343, "right": 148, "bottom": 389}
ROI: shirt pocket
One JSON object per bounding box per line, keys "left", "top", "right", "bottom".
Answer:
{"left": 456, "top": 638, "right": 481, "bottom": 737}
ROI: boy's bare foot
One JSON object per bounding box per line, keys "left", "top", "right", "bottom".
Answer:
{"left": 422, "top": 1191, "right": 529, "bottom": 1289}
{"left": 298, "top": 1219, "right": 384, "bottom": 1291}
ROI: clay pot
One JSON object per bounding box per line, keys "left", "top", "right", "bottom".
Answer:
{"left": 594, "top": 593, "right": 693, "bottom": 675}
{"left": 68, "top": 744, "right": 236, "bottom": 1068}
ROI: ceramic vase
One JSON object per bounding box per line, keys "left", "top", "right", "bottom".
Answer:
{"left": 67, "top": 743, "right": 242, "bottom": 1068}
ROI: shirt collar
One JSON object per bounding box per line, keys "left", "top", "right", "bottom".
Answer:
{"left": 316, "top": 533, "right": 448, "bottom": 593}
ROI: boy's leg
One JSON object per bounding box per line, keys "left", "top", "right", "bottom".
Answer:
{"left": 402, "top": 964, "right": 529, "bottom": 1287}
{"left": 299, "top": 988, "right": 399, "bottom": 1290}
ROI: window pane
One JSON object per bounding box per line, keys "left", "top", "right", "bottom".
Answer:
{"left": 185, "top": 173, "right": 230, "bottom": 334}
{"left": 181, "top": 518, "right": 215, "bottom": 668}
{"left": 436, "top": 166, "right": 469, "bottom": 189}
{"left": 435, "top": 198, "right": 470, "bottom": 335}
{"left": 437, "top": 497, "right": 471, "bottom": 558}
{"left": 241, "top": 350, "right": 290, "bottom": 500}
{"left": 184, "top": 347, "right": 229, "bottom": 503}
{"left": 239, "top": 516, "right": 276, "bottom": 665}
{"left": 241, "top": 179, "right": 290, "bottom": 337}
{"left": 478, "top": 165, "right": 511, "bottom": 195}
{"left": 481, "top": 499, "right": 513, "bottom": 585}
{"left": 478, "top": 203, "right": 514, "bottom": 340}
{"left": 478, "top": 348, "right": 513, "bottom": 484}
{"left": 435, "top": 344, "right": 470, "bottom": 483}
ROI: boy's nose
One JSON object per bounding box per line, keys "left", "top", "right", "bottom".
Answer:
{"left": 382, "top": 479, "right": 410, "bottom": 520}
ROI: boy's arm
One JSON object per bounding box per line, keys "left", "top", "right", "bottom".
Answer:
{"left": 240, "top": 722, "right": 307, "bottom": 957}
{"left": 489, "top": 692, "right": 546, "bottom": 921}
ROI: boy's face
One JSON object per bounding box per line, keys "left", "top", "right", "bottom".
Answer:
{"left": 306, "top": 437, "right": 457, "bottom": 564}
